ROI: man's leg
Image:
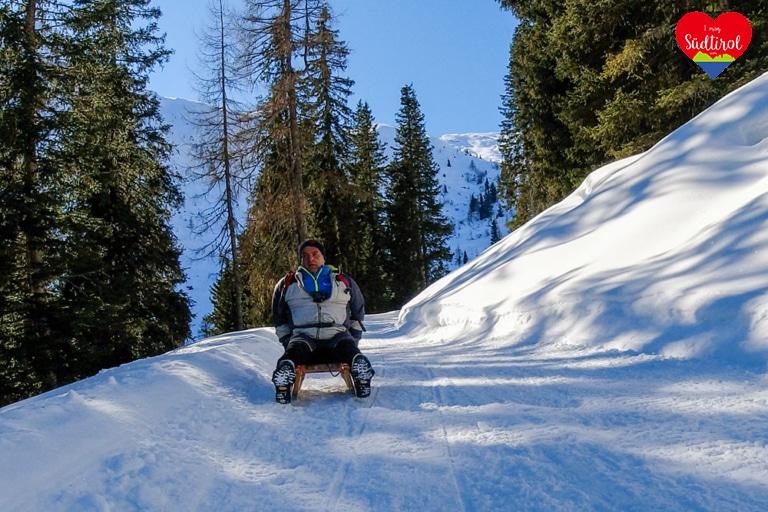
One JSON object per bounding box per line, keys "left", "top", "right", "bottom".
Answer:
{"left": 279, "top": 335, "right": 314, "bottom": 365}
{"left": 331, "top": 334, "right": 375, "bottom": 398}
{"left": 327, "top": 333, "right": 360, "bottom": 363}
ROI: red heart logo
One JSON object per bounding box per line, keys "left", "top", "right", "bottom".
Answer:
{"left": 675, "top": 12, "right": 752, "bottom": 78}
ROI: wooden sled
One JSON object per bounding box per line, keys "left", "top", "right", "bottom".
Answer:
{"left": 292, "top": 363, "right": 354, "bottom": 400}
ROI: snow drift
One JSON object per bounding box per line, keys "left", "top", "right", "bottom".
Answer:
{"left": 399, "top": 71, "right": 768, "bottom": 365}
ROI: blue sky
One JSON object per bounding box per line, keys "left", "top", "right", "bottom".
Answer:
{"left": 149, "top": 0, "right": 517, "bottom": 135}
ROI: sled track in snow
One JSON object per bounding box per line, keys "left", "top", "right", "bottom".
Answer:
{"left": 423, "top": 363, "right": 467, "bottom": 511}
{"left": 321, "top": 337, "right": 385, "bottom": 511}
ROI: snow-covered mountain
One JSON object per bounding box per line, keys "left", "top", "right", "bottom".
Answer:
{"left": 4, "top": 73, "right": 768, "bottom": 511}
{"left": 161, "top": 98, "right": 510, "bottom": 338}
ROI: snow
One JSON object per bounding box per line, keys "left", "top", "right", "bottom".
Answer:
{"left": 4, "top": 73, "right": 768, "bottom": 511}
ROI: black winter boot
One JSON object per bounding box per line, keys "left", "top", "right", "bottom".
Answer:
{"left": 350, "top": 354, "right": 375, "bottom": 398}
{"left": 272, "top": 360, "right": 296, "bottom": 404}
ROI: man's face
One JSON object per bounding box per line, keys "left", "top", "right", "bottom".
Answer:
{"left": 301, "top": 246, "right": 325, "bottom": 273}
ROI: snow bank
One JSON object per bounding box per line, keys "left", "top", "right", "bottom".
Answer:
{"left": 399, "top": 72, "right": 768, "bottom": 366}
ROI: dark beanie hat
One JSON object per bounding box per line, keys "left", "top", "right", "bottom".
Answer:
{"left": 298, "top": 239, "right": 326, "bottom": 261}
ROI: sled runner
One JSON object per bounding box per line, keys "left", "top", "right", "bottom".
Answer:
{"left": 292, "top": 363, "right": 354, "bottom": 400}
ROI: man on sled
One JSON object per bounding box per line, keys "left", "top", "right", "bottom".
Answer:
{"left": 270, "top": 239, "right": 375, "bottom": 404}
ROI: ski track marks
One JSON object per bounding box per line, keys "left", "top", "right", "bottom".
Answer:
{"left": 320, "top": 340, "right": 384, "bottom": 511}
{"left": 287, "top": 313, "right": 470, "bottom": 511}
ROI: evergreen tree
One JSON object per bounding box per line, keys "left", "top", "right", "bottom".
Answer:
{"left": 497, "top": 6, "right": 574, "bottom": 228}
{"left": 346, "top": 101, "right": 388, "bottom": 312}
{"left": 238, "top": 152, "right": 297, "bottom": 325}
{"left": 489, "top": 180, "right": 498, "bottom": 204}
{"left": 237, "top": 1, "right": 372, "bottom": 323}
{"left": 385, "top": 84, "right": 452, "bottom": 307}
{"left": 454, "top": 247, "right": 463, "bottom": 267}
{"left": 468, "top": 194, "right": 479, "bottom": 221}
{"left": 490, "top": 217, "right": 501, "bottom": 245}
{"left": 0, "top": 0, "right": 190, "bottom": 406}
{"left": 237, "top": 0, "right": 325, "bottom": 324}
{"left": 479, "top": 182, "right": 493, "bottom": 220}
{"left": 0, "top": 0, "right": 64, "bottom": 403}
{"left": 302, "top": 5, "right": 355, "bottom": 268}
{"left": 202, "top": 257, "right": 239, "bottom": 336}
{"left": 497, "top": 0, "right": 768, "bottom": 228}
{"left": 238, "top": 0, "right": 336, "bottom": 248}
{"left": 56, "top": 0, "right": 191, "bottom": 371}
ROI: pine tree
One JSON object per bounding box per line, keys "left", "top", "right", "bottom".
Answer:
{"left": 237, "top": 0, "right": 328, "bottom": 324}
{"left": 55, "top": 0, "right": 191, "bottom": 372}
{"left": 497, "top": 6, "right": 574, "bottom": 228}
{"left": 490, "top": 217, "right": 501, "bottom": 245}
{"left": 202, "top": 257, "right": 239, "bottom": 336}
{"left": 302, "top": 5, "right": 356, "bottom": 268}
{"left": 497, "top": 0, "right": 768, "bottom": 228}
{"left": 347, "top": 101, "right": 388, "bottom": 312}
{"left": 0, "top": 0, "right": 190, "bottom": 406}
{"left": 0, "top": 0, "right": 64, "bottom": 403}
{"left": 238, "top": 154, "right": 297, "bottom": 325}
{"left": 239, "top": 0, "right": 327, "bottom": 246}
{"left": 385, "top": 84, "right": 452, "bottom": 307}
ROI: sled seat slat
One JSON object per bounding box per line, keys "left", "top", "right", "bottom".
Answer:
{"left": 292, "top": 363, "right": 353, "bottom": 400}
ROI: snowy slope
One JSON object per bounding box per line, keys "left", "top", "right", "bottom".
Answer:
{"left": 163, "top": 101, "right": 509, "bottom": 338}
{"left": 3, "top": 74, "right": 768, "bottom": 511}
{"left": 399, "top": 71, "right": 768, "bottom": 365}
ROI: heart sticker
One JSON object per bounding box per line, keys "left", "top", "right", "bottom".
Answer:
{"left": 675, "top": 12, "right": 752, "bottom": 78}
